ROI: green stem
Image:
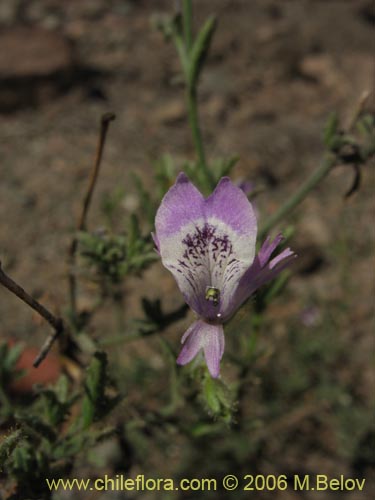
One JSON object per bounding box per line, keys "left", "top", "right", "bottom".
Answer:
{"left": 176, "top": 0, "right": 213, "bottom": 188}
{"left": 182, "top": 0, "right": 193, "bottom": 51}
{"left": 187, "top": 86, "right": 213, "bottom": 187}
{"left": 187, "top": 87, "right": 205, "bottom": 166}
{"left": 175, "top": 36, "right": 189, "bottom": 79}
{"left": 259, "top": 153, "right": 337, "bottom": 240}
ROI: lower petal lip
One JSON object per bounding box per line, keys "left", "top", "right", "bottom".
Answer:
{"left": 177, "top": 320, "right": 225, "bottom": 377}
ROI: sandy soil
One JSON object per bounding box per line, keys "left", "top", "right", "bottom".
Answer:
{"left": 0, "top": 1, "right": 374, "bottom": 498}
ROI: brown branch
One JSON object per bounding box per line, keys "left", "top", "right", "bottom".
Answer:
{"left": 0, "top": 262, "right": 64, "bottom": 368}
{"left": 68, "top": 112, "right": 116, "bottom": 320}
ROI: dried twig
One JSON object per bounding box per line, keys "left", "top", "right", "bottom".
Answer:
{"left": 68, "top": 112, "right": 116, "bottom": 320}
{"left": 0, "top": 113, "right": 115, "bottom": 366}
{"left": 0, "top": 262, "right": 64, "bottom": 367}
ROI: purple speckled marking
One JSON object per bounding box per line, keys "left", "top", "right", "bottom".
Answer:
{"left": 169, "top": 222, "right": 245, "bottom": 318}
{"left": 182, "top": 223, "right": 233, "bottom": 264}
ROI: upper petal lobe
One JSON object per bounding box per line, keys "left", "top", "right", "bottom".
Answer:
{"left": 155, "top": 175, "right": 258, "bottom": 319}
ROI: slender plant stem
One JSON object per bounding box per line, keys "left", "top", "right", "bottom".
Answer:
{"left": 0, "top": 263, "right": 64, "bottom": 367}
{"left": 68, "top": 112, "right": 116, "bottom": 321}
{"left": 176, "top": 0, "right": 213, "bottom": 188}
{"left": 259, "top": 153, "right": 337, "bottom": 240}
{"left": 182, "top": 0, "right": 193, "bottom": 51}
{"left": 259, "top": 91, "right": 372, "bottom": 239}
{"left": 186, "top": 86, "right": 214, "bottom": 187}
{"left": 187, "top": 87, "right": 206, "bottom": 166}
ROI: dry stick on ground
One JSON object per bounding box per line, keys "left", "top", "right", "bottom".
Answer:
{"left": 0, "top": 262, "right": 64, "bottom": 368}
{"left": 68, "top": 112, "right": 116, "bottom": 322}
{"left": 0, "top": 113, "right": 115, "bottom": 368}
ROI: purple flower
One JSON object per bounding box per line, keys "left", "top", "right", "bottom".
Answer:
{"left": 154, "top": 173, "right": 296, "bottom": 378}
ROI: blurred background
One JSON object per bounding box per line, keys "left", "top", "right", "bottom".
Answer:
{"left": 0, "top": 1, "right": 374, "bottom": 499}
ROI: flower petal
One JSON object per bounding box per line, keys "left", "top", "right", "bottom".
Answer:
{"left": 155, "top": 174, "right": 205, "bottom": 313}
{"left": 155, "top": 175, "right": 257, "bottom": 320}
{"left": 155, "top": 172, "right": 204, "bottom": 239}
{"left": 257, "top": 234, "right": 284, "bottom": 267}
{"left": 203, "top": 323, "right": 225, "bottom": 378}
{"left": 205, "top": 177, "right": 257, "bottom": 237}
{"left": 177, "top": 320, "right": 225, "bottom": 378}
{"left": 176, "top": 321, "right": 203, "bottom": 366}
{"left": 204, "top": 178, "right": 257, "bottom": 316}
{"left": 224, "top": 234, "right": 297, "bottom": 320}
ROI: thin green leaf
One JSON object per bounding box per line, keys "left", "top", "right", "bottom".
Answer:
{"left": 188, "top": 16, "right": 217, "bottom": 88}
